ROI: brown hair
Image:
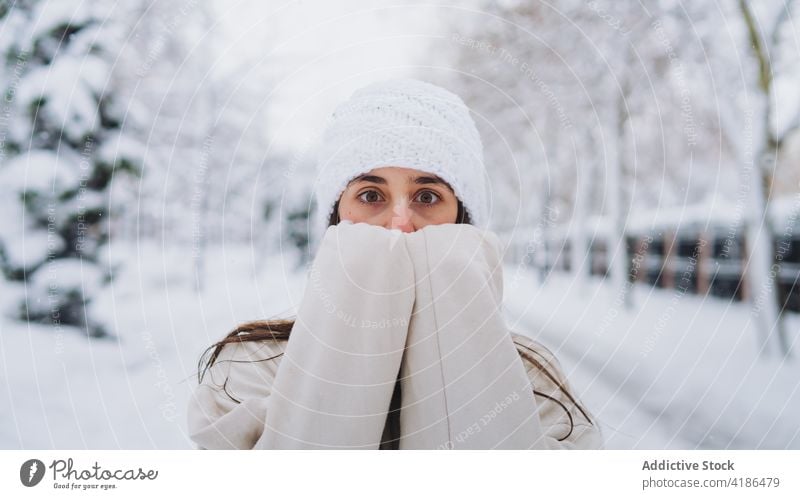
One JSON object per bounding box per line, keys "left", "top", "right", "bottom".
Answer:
{"left": 197, "top": 198, "right": 595, "bottom": 445}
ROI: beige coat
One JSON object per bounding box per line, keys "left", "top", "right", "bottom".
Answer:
{"left": 186, "top": 222, "right": 604, "bottom": 449}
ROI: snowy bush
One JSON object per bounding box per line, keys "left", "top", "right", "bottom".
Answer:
{"left": 0, "top": 1, "right": 140, "bottom": 337}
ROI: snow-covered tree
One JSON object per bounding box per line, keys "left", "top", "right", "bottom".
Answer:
{"left": 436, "top": 1, "right": 730, "bottom": 292}
{"left": 111, "top": 1, "right": 279, "bottom": 287}
{"left": 732, "top": 0, "right": 799, "bottom": 357}
{"left": 438, "top": 0, "right": 799, "bottom": 355}
{"left": 0, "top": 1, "right": 140, "bottom": 336}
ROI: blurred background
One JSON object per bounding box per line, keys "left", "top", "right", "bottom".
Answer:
{"left": 0, "top": 0, "right": 798, "bottom": 449}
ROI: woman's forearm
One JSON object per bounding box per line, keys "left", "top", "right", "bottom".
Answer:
{"left": 255, "top": 223, "right": 415, "bottom": 449}
{"left": 399, "top": 224, "right": 547, "bottom": 449}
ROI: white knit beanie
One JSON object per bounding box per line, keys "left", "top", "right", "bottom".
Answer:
{"left": 310, "top": 78, "right": 488, "bottom": 249}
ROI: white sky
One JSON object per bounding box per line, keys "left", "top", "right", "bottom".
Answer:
{"left": 215, "top": 0, "right": 461, "bottom": 151}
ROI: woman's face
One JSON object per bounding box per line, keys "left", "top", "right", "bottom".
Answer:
{"left": 337, "top": 166, "right": 460, "bottom": 232}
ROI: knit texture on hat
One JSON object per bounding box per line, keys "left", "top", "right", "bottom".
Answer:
{"left": 311, "top": 78, "right": 488, "bottom": 248}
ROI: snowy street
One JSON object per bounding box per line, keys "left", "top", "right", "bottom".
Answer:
{"left": 505, "top": 271, "right": 800, "bottom": 449}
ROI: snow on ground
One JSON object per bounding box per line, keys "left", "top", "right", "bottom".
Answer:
{"left": 0, "top": 242, "right": 306, "bottom": 449}
{"left": 503, "top": 269, "right": 800, "bottom": 450}
{"left": 2, "top": 241, "right": 798, "bottom": 449}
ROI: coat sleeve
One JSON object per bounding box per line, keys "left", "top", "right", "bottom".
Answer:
{"left": 399, "top": 224, "right": 548, "bottom": 449}
{"left": 512, "top": 334, "right": 605, "bottom": 450}
{"left": 186, "top": 222, "right": 416, "bottom": 449}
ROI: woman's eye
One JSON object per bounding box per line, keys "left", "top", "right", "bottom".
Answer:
{"left": 415, "top": 190, "right": 441, "bottom": 204}
{"left": 357, "top": 190, "right": 384, "bottom": 204}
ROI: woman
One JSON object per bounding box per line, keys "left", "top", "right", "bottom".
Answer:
{"left": 186, "top": 78, "right": 604, "bottom": 449}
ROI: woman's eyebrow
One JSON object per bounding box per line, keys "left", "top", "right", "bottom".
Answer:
{"left": 348, "top": 173, "right": 453, "bottom": 192}
{"left": 414, "top": 176, "right": 447, "bottom": 186}
{"left": 414, "top": 175, "right": 454, "bottom": 193}
{"left": 349, "top": 174, "right": 386, "bottom": 185}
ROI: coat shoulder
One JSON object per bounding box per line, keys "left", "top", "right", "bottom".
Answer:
{"left": 509, "top": 332, "right": 568, "bottom": 390}
{"left": 188, "top": 337, "right": 290, "bottom": 449}
{"left": 195, "top": 336, "right": 289, "bottom": 409}
{"left": 510, "top": 332, "right": 605, "bottom": 449}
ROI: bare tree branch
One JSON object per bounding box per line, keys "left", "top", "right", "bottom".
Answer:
{"left": 738, "top": 0, "right": 772, "bottom": 92}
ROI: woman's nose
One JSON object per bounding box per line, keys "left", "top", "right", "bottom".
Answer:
{"left": 388, "top": 200, "right": 416, "bottom": 232}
